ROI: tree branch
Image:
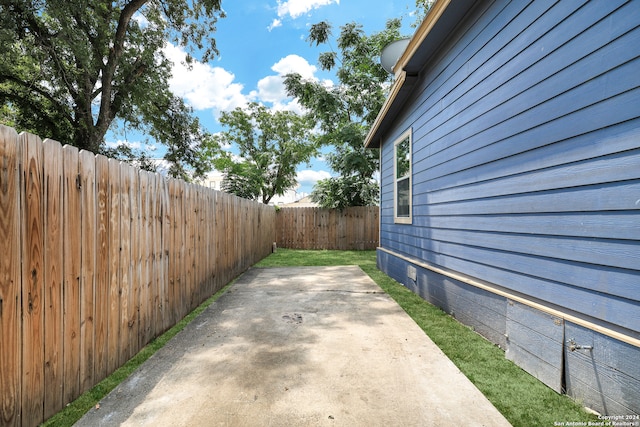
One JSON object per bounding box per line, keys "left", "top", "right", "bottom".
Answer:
{"left": 0, "top": 74, "right": 74, "bottom": 124}
{"left": 16, "top": 5, "right": 79, "bottom": 100}
{"left": 97, "top": 0, "right": 148, "bottom": 135}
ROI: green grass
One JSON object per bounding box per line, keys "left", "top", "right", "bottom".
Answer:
{"left": 256, "top": 249, "right": 598, "bottom": 427}
{"left": 41, "top": 283, "right": 232, "bottom": 427}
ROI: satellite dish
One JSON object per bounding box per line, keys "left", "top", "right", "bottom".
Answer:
{"left": 380, "top": 38, "right": 411, "bottom": 73}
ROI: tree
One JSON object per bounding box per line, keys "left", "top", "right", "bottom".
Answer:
{"left": 411, "top": 1, "right": 435, "bottom": 28}
{"left": 0, "top": 0, "right": 224, "bottom": 180}
{"left": 284, "top": 19, "right": 404, "bottom": 208}
{"left": 206, "top": 102, "right": 317, "bottom": 205}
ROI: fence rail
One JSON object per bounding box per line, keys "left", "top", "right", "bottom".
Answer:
{"left": 275, "top": 206, "right": 379, "bottom": 250}
{"left": 0, "top": 125, "right": 276, "bottom": 427}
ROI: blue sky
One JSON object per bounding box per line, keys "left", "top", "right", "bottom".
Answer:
{"left": 109, "top": 0, "right": 422, "bottom": 198}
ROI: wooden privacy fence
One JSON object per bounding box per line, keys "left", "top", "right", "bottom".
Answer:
{"left": 275, "top": 206, "right": 379, "bottom": 250}
{"left": 0, "top": 125, "right": 276, "bottom": 427}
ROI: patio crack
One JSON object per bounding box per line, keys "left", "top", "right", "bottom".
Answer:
{"left": 316, "top": 289, "right": 386, "bottom": 295}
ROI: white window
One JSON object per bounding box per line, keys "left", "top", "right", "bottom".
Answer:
{"left": 394, "top": 128, "right": 412, "bottom": 224}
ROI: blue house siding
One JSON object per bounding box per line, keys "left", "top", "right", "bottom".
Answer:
{"left": 373, "top": 0, "right": 640, "bottom": 415}
{"left": 506, "top": 301, "right": 565, "bottom": 393}
{"left": 377, "top": 249, "right": 508, "bottom": 349}
{"left": 564, "top": 322, "right": 640, "bottom": 416}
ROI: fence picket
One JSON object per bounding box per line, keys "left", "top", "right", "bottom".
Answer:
{"left": 119, "top": 163, "right": 132, "bottom": 364}
{"left": 43, "top": 139, "right": 64, "bottom": 419}
{"left": 0, "top": 125, "right": 22, "bottom": 426}
{"left": 138, "top": 171, "right": 151, "bottom": 349}
{"left": 160, "top": 177, "right": 171, "bottom": 333}
{"left": 107, "top": 159, "right": 121, "bottom": 374}
{"left": 62, "top": 144, "right": 81, "bottom": 405}
{"left": 0, "top": 126, "right": 21, "bottom": 427}
{"left": 20, "top": 132, "right": 45, "bottom": 427}
{"left": 94, "top": 154, "right": 110, "bottom": 383}
{"left": 128, "top": 167, "right": 141, "bottom": 358}
{"left": 79, "top": 150, "right": 97, "bottom": 393}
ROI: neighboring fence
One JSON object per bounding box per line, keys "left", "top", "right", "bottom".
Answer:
{"left": 275, "top": 206, "right": 379, "bottom": 250}
{"left": 0, "top": 125, "right": 276, "bottom": 427}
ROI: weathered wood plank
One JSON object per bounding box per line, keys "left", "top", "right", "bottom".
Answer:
{"left": 192, "top": 185, "right": 201, "bottom": 305}
{"left": 201, "top": 188, "right": 212, "bottom": 297}
{"left": 138, "top": 171, "right": 151, "bottom": 349}
{"left": 175, "top": 179, "right": 185, "bottom": 321}
{"left": 0, "top": 125, "right": 21, "bottom": 427}
{"left": 128, "top": 168, "right": 140, "bottom": 358}
{"left": 119, "top": 163, "right": 132, "bottom": 364}
{"left": 211, "top": 191, "right": 220, "bottom": 290}
{"left": 62, "top": 144, "right": 81, "bottom": 405}
{"left": 166, "top": 179, "right": 178, "bottom": 327}
{"left": 79, "top": 150, "right": 96, "bottom": 393}
{"left": 202, "top": 187, "right": 212, "bottom": 298}
{"left": 185, "top": 184, "right": 195, "bottom": 310}
{"left": 146, "top": 172, "right": 157, "bottom": 341}
{"left": 107, "top": 159, "right": 121, "bottom": 374}
{"left": 329, "top": 209, "right": 337, "bottom": 250}
{"left": 42, "top": 139, "right": 64, "bottom": 419}
{"left": 94, "top": 154, "right": 110, "bottom": 382}
{"left": 158, "top": 175, "right": 170, "bottom": 333}
{"left": 20, "top": 132, "right": 45, "bottom": 427}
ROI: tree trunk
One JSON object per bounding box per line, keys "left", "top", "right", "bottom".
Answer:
{"left": 73, "top": 123, "right": 103, "bottom": 154}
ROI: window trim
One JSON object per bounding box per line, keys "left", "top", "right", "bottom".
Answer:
{"left": 393, "top": 128, "right": 412, "bottom": 224}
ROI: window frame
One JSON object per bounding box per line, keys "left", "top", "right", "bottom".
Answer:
{"left": 393, "top": 128, "right": 412, "bottom": 224}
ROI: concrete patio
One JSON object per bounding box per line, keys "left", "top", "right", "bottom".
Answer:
{"left": 74, "top": 266, "right": 511, "bottom": 426}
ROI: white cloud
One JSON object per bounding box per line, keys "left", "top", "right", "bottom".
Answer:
{"left": 273, "top": 98, "right": 306, "bottom": 114}
{"left": 268, "top": 18, "right": 282, "bottom": 31}
{"left": 255, "top": 75, "right": 286, "bottom": 104}
{"left": 297, "top": 169, "right": 332, "bottom": 184}
{"left": 272, "top": 54, "right": 317, "bottom": 80}
{"left": 105, "top": 140, "right": 159, "bottom": 153}
{"left": 276, "top": 0, "right": 339, "bottom": 19}
{"left": 253, "top": 54, "right": 318, "bottom": 108}
{"left": 164, "top": 43, "right": 249, "bottom": 112}
{"left": 164, "top": 45, "right": 328, "bottom": 118}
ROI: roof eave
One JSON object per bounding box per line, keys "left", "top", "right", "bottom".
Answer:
{"left": 364, "top": 0, "right": 477, "bottom": 148}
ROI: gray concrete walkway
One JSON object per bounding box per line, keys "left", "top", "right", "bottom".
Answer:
{"left": 75, "top": 266, "right": 511, "bottom": 426}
